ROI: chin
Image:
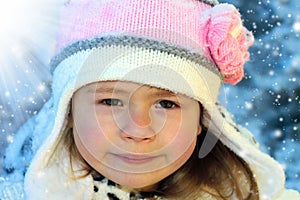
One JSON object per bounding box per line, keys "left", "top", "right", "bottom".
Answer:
{"left": 104, "top": 167, "right": 167, "bottom": 191}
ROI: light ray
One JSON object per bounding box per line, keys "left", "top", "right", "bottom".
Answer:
{"left": 0, "top": 0, "right": 63, "bottom": 163}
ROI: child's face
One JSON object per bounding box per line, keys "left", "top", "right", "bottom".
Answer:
{"left": 72, "top": 81, "right": 201, "bottom": 190}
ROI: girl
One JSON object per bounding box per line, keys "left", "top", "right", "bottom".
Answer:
{"left": 2, "top": 0, "right": 300, "bottom": 199}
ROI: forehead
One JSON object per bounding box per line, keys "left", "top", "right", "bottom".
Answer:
{"left": 81, "top": 81, "right": 177, "bottom": 96}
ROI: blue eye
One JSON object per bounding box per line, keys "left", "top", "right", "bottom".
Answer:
{"left": 156, "top": 100, "right": 178, "bottom": 109}
{"left": 100, "top": 99, "right": 123, "bottom": 106}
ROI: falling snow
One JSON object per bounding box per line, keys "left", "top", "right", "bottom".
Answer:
{"left": 221, "top": 0, "right": 300, "bottom": 191}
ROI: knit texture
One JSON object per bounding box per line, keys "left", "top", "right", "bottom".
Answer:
{"left": 54, "top": 0, "right": 253, "bottom": 84}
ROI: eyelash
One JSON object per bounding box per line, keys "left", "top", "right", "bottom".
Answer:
{"left": 155, "top": 100, "right": 179, "bottom": 109}
{"left": 99, "top": 99, "right": 123, "bottom": 106}
{"left": 98, "top": 99, "right": 179, "bottom": 109}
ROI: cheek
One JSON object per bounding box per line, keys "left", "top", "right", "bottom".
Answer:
{"left": 73, "top": 106, "right": 106, "bottom": 147}
{"left": 164, "top": 108, "right": 199, "bottom": 137}
{"left": 158, "top": 111, "right": 199, "bottom": 154}
{"left": 167, "top": 124, "right": 197, "bottom": 155}
{"left": 73, "top": 109, "right": 98, "bottom": 135}
{"left": 73, "top": 105, "right": 123, "bottom": 154}
{"left": 73, "top": 101, "right": 112, "bottom": 135}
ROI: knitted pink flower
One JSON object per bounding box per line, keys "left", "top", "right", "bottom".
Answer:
{"left": 206, "top": 4, "right": 254, "bottom": 85}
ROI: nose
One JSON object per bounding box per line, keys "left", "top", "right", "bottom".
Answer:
{"left": 118, "top": 104, "right": 156, "bottom": 142}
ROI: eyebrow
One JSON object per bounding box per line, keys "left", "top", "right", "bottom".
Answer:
{"left": 89, "top": 85, "right": 177, "bottom": 98}
{"left": 89, "top": 87, "right": 128, "bottom": 95}
{"left": 148, "top": 88, "right": 177, "bottom": 98}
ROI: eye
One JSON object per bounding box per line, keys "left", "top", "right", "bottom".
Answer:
{"left": 99, "top": 99, "right": 123, "bottom": 106}
{"left": 156, "top": 100, "right": 179, "bottom": 109}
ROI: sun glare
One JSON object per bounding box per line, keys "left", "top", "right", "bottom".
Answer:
{"left": 0, "top": 0, "right": 62, "bottom": 148}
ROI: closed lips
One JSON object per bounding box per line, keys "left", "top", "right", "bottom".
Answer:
{"left": 113, "top": 154, "right": 158, "bottom": 164}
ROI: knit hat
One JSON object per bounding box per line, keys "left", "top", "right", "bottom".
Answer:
{"left": 24, "top": 0, "right": 286, "bottom": 199}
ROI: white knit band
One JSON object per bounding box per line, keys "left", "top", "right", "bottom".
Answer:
{"left": 52, "top": 37, "right": 222, "bottom": 111}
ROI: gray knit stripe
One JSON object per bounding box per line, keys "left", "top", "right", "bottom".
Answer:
{"left": 200, "top": 0, "right": 219, "bottom": 6}
{"left": 50, "top": 35, "right": 222, "bottom": 79}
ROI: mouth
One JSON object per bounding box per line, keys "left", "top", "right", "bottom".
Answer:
{"left": 112, "top": 153, "right": 158, "bottom": 164}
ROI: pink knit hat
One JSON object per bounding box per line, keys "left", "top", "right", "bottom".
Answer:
{"left": 52, "top": 0, "right": 253, "bottom": 85}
